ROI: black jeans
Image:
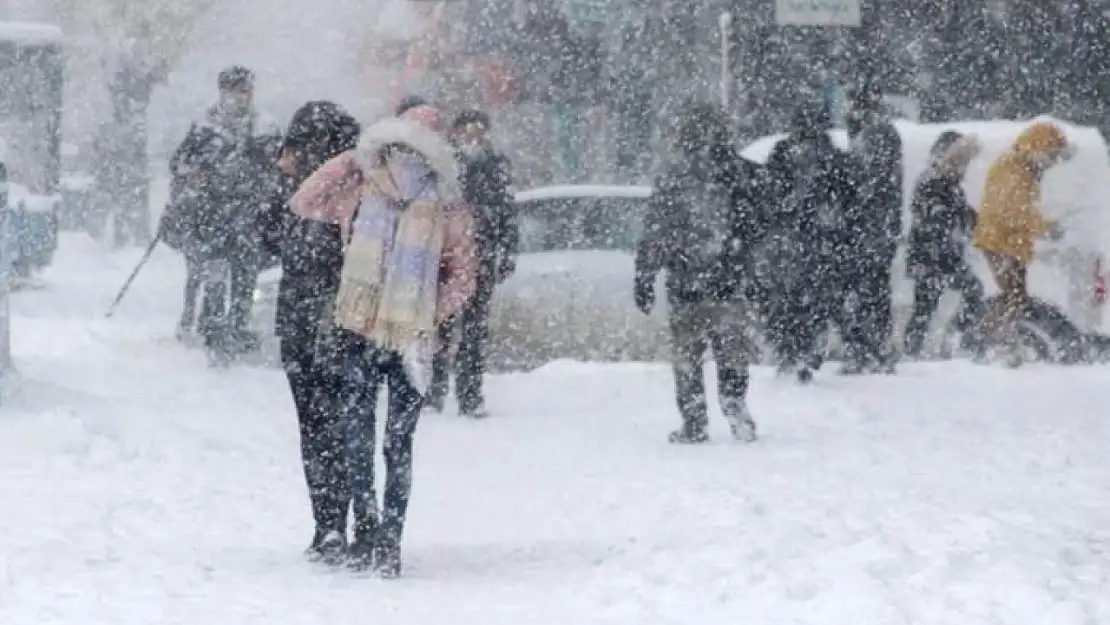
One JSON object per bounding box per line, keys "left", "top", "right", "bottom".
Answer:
{"left": 281, "top": 328, "right": 348, "bottom": 534}
{"left": 842, "top": 256, "right": 895, "bottom": 369}
{"left": 336, "top": 331, "right": 424, "bottom": 547}
{"left": 429, "top": 278, "right": 493, "bottom": 414}
{"left": 904, "top": 263, "right": 986, "bottom": 357}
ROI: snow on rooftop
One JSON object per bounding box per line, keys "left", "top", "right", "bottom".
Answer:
{"left": 0, "top": 21, "right": 63, "bottom": 46}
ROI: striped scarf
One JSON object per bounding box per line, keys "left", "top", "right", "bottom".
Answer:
{"left": 332, "top": 154, "right": 445, "bottom": 356}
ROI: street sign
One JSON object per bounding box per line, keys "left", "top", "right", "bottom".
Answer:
{"left": 775, "top": 0, "right": 861, "bottom": 27}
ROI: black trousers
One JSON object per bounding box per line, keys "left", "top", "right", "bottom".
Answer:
{"left": 904, "top": 262, "right": 986, "bottom": 356}
{"left": 842, "top": 256, "right": 895, "bottom": 369}
{"left": 281, "top": 330, "right": 349, "bottom": 534}
{"left": 195, "top": 255, "right": 259, "bottom": 354}
{"left": 429, "top": 277, "right": 493, "bottom": 413}
{"left": 769, "top": 256, "right": 841, "bottom": 372}
{"left": 335, "top": 331, "right": 423, "bottom": 547}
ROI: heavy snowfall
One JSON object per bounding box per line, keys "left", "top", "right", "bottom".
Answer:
{"left": 0, "top": 0, "right": 1108, "bottom": 623}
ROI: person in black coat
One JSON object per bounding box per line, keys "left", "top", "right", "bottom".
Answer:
{"left": 255, "top": 100, "right": 360, "bottom": 562}
{"left": 842, "top": 83, "right": 903, "bottom": 374}
{"left": 428, "top": 109, "right": 517, "bottom": 418}
{"left": 760, "top": 100, "right": 857, "bottom": 383}
{"left": 164, "top": 66, "right": 283, "bottom": 364}
{"left": 903, "top": 131, "right": 987, "bottom": 357}
{"left": 635, "top": 103, "right": 765, "bottom": 443}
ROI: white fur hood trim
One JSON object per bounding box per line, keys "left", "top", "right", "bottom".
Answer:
{"left": 355, "top": 117, "right": 461, "bottom": 202}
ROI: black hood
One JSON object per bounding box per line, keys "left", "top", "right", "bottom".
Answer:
{"left": 282, "top": 100, "right": 360, "bottom": 176}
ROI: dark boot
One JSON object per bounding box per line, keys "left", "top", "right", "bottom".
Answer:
{"left": 304, "top": 527, "right": 346, "bottom": 565}
{"left": 668, "top": 422, "right": 709, "bottom": 444}
{"left": 372, "top": 532, "right": 403, "bottom": 579}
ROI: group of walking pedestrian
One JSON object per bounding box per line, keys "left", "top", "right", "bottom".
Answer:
{"left": 634, "top": 90, "right": 1072, "bottom": 445}
{"left": 158, "top": 64, "right": 1074, "bottom": 577}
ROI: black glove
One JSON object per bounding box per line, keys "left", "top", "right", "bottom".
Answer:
{"left": 634, "top": 273, "right": 655, "bottom": 315}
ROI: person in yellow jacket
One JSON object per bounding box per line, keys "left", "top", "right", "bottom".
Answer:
{"left": 973, "top": 121, "right": 1073, "bottom": 363}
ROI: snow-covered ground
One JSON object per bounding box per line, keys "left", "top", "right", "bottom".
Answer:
{"left": 1, "top": 235, "right": 1108, "bottom": 624}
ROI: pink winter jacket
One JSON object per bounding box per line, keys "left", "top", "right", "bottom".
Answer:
{"left": 289, "top": 118, "right": 478, "bottom": 324}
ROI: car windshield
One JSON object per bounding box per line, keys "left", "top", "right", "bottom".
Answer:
{"left": 0, "top": 41, "right": 60, "bottom": 193}
{"left": 516, "top": 195, "right": 648, "bottom": 254}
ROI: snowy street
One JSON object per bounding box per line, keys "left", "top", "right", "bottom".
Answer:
{"left": 1, "top": 235, "right": 1108, "bottom": 624}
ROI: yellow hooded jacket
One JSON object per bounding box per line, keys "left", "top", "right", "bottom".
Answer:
{"left": 972, "top": 122, "right": 1068, "bottom": 264}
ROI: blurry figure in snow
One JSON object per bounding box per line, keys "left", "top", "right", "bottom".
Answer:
{"left": 256, "top": 101, "right": 360, "bottom": 564}
{"left": 972, "top": 121, "right": 1072, "bottom": 367}
{"left": 903, "top": 132, "right": 986, "bottom": 358}
{"left": 161, "top": 65, "right": 282, "bottom": 365}
{"left": 428, "top": 109, "right": 517, "bottom": 418}
{"left": 842, "top": 82, "right": 903, "bottom": 374}
{"left": 761, "top": 100, "right": 856, "bottom": 384}
{"left": 289, "top": 105, "right": 477, "bottom": 577}
{"left": 635, "top": 103, "right": 765, "bottom": 444}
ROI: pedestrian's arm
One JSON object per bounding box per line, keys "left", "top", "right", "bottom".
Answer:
{"left": 437, "top": 207, "right": 479, "bottom": 324}
{"left": 289, "top": 151, "right": 363, "bottom": 232}
{"left": 635, "top": 183, "right": 670, "bottom": 285}
{"left": 494, "top": 155, "right": 519, "bottom": 259}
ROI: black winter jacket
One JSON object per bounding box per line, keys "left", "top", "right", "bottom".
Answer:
{"left": 636, "top": 145, "right": 768, "bottom": 303}
{"left": 907, "top": 169, "right": 977, "bottom": 276}
{"left": 847, "top": 120, "right": 903, "bottom": 258}
{"left": 457, "top": 146, "right": 517, "bottom": 277}
{"left": 256, "top": 102, "right": 359, "bottom": 345}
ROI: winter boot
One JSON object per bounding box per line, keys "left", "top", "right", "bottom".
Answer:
{"left": 721, "top": 398, "right": 757, "bottom": 443}
{"left": 796, "top": 368, "right": 814, "bottom": 384}
{"left": 304, "top": 528, "right": 346, "bottom": 565}
{"left": 668, "top": 422, "right": 709, "bottom": 444}
{"left": 372, "top": 537, "right": 403, "bottom": 579}
{"left": 346, "top": 517, "right": 378, "bottom": 572}
{"left": 460, "top": 404, "right": 490, "bottom": 419}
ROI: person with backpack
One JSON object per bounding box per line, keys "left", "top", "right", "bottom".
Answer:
{"left": 164, "top": 65, "right": 281, "bottom": 364}
{"left": 634, "top": 103, "right": 764, "bottom": 444}
{"left": 427, "top": 109, "right": 517, "bottom": 418}
{"left": 761, "top": 100, "right": 856, "bottom": 384}
{"left": 903, "top": 131, "right": 986, "bottom": 358}
{"left": 255, "top": 101, "right": 361, "bottom": 563}
{"left": 289, "top": 105, "right": 477, "bottom": 577}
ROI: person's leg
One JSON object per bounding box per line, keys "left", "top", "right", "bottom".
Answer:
{"left": 426, "top": 319, "right": 455, "bottom": 413}
{"left": 178, "top": 257, "right": 202, "bottom": 337}
{"left": 709, "top": 301, "right": 756, "bottom": 442}
{"left": 455, "top": 281, "right": 494, "bottom": 417}
{"left": 668, "top": 302, "right": 711, "bottom": 443}
{"left": 904, "top": 272, "right": 943, "bottom": 358}
{"left": 336, "top": 334, "right": 385, "bottom": 565}
{"left": 951, "top": 261, "right": 988, "bottom": 351}
{"left": 376, "top": 353, "right": 426, "bottom": 577}
{"left": 980, "top": 252, "right": 1028, "bottom": 358}
{"left": 281, "top": 333, "right": 345, "bottom": 560}
{"left": 228, "top": 254, "right": 260, "bottom": 350}
{"left": 198, "top": 259, "right": 231, "bottom": 363}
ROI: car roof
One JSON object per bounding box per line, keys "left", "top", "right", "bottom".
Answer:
{"left": 513, "top": 184, "right": 653, "bottom": 202}
{"left": 0, "top": 22, "right": 63, "bottom": 46}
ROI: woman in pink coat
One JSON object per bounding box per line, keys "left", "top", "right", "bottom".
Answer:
{"left": 290, "top": 105, "right": 476, "bottom": 576}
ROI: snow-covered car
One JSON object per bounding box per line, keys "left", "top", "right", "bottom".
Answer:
{"left": 486, "top": 185, "right": 669, "bottom": 371}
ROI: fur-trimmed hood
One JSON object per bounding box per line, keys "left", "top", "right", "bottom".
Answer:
{"left": 354, "top": 117, "right": 461, "bottom": 202}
